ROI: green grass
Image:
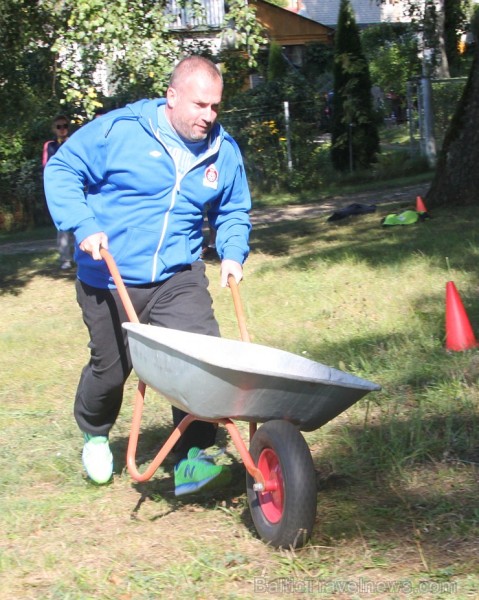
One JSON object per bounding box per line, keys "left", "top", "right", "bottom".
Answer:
{"left": 1, "top": 197, "right": 479, "bottom": 598}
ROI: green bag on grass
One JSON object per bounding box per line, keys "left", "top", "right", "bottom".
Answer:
{"left": 382, "top": 210, "right": 419, "bottom": 226}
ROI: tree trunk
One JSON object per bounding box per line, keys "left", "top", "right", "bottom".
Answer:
{"left": 426, "top": 36, "right": 479, "bottom": 207}
{"left": 435, "top": 0, "right": 450, "bottom": 78}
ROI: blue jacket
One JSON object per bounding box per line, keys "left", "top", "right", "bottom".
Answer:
{"left": 44, "top": 98, "right": 251, "bottom": 288}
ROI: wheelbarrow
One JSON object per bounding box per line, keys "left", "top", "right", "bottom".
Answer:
{"left": 101, "top": 249, "right": 381, "bottom": 548}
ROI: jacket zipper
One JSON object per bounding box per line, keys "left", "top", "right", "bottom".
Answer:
{"left": 149, "top": 120, "right": 221, "bottom": 281}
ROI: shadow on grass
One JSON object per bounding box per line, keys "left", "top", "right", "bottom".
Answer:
{"left": 3, "top": 207, "right": 479, "bottom": 560}
{"left": 0, "top": 251, "right": 75, "bottom": 296}
{"left": 235, "top": 410, "right": 479, "bottom": 555}
{"left": 106, "top": 394, "right": 479, "bottom": 558}
{"left": 250, "top": 203, "right": 479, "bottom": 283}
{"left": 316, "top": 410, "right": 479, "bottom": 479}
{"left": 303, "top": 411, "right": 479, "bottom": 570}
{"left": 4, "top": 203, "right": 479, "bottom": 296}
{"left": 110, "top": 421, "right": 246, "bottom": 515}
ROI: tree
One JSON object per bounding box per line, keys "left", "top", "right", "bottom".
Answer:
{"left": 0, "top": 0, "right": 62, "bottom": 228}
{"left": 361, "top": 23, "right": 421, "bottom": 99}
{"left": 330, "top": 0, "right": 379, "bottom": 171}
{"left": 301, "top": 42, "right": 334, "bottom": 87}
{"left": 50, "top": 0, "right": 266, "bottom": 119}
{"left": 218, "top": 0, "right": 267, "bottom": 100}
{"left": 426, "top": 7, "right": 479, "bottom": 207}
{"left": 267, "top": 41, "right": 288, "bottom": 81}
{"left": 0, "top": 0, "right": 266, "bottom": 228}
{"left": 51, "top": 0, "right": 180, "bottom": 119}
{"left": 444, "top": 0, "right": 474, "bottom": 76}
{"left": 397, "top": 0, "right": 472, "bottom": 78}
{"left": 0, "top": 1, "right": 58, "bottom": 130}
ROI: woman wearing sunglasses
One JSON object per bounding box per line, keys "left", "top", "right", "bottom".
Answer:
{"left": 43, "top": 115, "right": 75, "bottom": 270}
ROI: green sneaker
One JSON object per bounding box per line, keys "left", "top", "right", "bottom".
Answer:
{"left": 82, "top": 434, "right": 113, "bottom": 484}
{"left": 174, "top": 447, "right": 232, "bottom": 496}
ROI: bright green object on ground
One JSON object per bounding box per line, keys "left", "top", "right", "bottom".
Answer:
{"left": 174, "top": 447, "right": 232, "bottom": 496}
{"left": 382, "top": 210, "right": 420, "bottom": 226}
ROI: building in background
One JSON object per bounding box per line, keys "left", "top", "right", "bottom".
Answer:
{"left": 252, "top": 0, "right": 334, "bottom": 68}
{"left": 285, "top": 0, "right": 409, "bottom": 27}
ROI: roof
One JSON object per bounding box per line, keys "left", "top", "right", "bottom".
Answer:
{"left": 252, "top": 0, "right": 334, "bottom": 46}
{"left": 298, "top": 0, "right": 409, "bottom": 27}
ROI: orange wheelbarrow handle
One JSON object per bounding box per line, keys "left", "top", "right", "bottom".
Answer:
{"left": 100, "top": 248, "right": 139, "bottom": 324}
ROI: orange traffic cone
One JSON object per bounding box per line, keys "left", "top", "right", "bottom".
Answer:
{"left": 445, "top": 281, "right": 478, "bottom": 351}
{"left": 416, "top": 195, "right": 427, "bottom": 213}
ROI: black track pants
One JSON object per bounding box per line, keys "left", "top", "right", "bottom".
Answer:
{"left": 74, "top": 261, "right": 219, "bottom": 456}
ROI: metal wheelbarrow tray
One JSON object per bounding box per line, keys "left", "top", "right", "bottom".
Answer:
{"left": 123, "top": 322, "right": 380, "bottom": 432}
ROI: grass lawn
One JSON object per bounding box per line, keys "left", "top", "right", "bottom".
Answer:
{"left": 1, "top": 192, "right": 479, "bottom": 599}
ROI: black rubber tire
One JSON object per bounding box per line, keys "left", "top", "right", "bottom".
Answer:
{"left": 246, "top": 419, "right": 317, "bottom": 548}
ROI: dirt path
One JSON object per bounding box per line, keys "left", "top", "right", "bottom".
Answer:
{"left": 0, "top": 183, "right": 429, "bottom": 255}
{"left": 250, "top": 182, "right": 429, "bottom": 225}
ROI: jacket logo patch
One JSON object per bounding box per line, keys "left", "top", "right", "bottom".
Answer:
{"left": 149, "top": 150, "right": 162, "bottom": 158}
{"left": 203, "top": 164, "right": 218, "bottom": 190}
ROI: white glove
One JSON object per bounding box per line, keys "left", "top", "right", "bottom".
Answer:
{"left": 79, "top": 232, "right": 109, "bottom": 260}
{"left": 220, "top": 259, "right": 243, "bottom": 288}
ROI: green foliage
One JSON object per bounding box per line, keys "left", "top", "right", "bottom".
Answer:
{"left": 444, "top": 0, "right": 472, "bottom": 75}
{"left": 220, "top": 0, "right": 267, "bottom": 68}
{"left": 236, "top": 119, "right": 327, "bottom": 193}
{"left": 216, "top": 0, "right": 268, "bottom": 99}
{"left": 431, "top": 77, "right": 468, "bottom": 148}
{"left": 0, "top": 0, "right": 267, "bottom": 229}
{"left": 221, "top": 79, "right": 430, "bottom": 195}
{"left": 267, "top": 41, "right": 288, "bottom": 81}
{"left": 0, "top": 2, "right": 89, "bottom": 229}
{"left": 361, "top": 23, "right": 421, "bottom": 98}
{"left": 472, "top": 1, "right": 479, "bottom": 38}
{"left": 262, "top": 0, "right": 288, "bottom": 6}
{"left": 0, "top": 158, "right": 44, "bottom": 232}
{"left": 398, "top": 0, "right": 473, "bottom": 77}
{"left": 2, "top": 0, "right": 266, "bottom": 122}
{"left": 222, "top": 72, "right": 326, "bottom": 191}
{"left": 217, "top": 49, "right": 252, "bottom": 102}
{"left": 0, "top": 1, "right": 53, "bottom": 113}
{"left": 426, "top": 6, "right": 479, "bottom": 208}
{"left": 301, "top": 42, "right": 334, "bottom": 87}
{"left": 331, "top": 0, "right": 380, "bottom": 172}
{"left": 53, "top": 0, "right": 179, "bottom": 120}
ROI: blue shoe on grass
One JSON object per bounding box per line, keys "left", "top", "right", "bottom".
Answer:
{"left": 174, "top": 447, "right": 231, "bottom": 496}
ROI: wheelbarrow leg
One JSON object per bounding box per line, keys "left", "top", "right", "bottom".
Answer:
{"left": 126, "top": 380, "right": 197, "bottom": 482}
{"left": 221, "top": 419, "right": 265, "bottom": 490}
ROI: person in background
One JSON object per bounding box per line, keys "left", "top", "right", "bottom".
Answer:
{"left": 44, "top": 56, "right": 252, "bottom": 493}
{"left": 42, "top": 115, "right": 75, "bottom": 270}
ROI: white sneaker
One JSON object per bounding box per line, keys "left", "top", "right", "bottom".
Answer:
{"left": 82, "top": 434, "right": 113, "bottom": 484}
{"left": 60, "top": 260, "right": 72, "bottom": 270}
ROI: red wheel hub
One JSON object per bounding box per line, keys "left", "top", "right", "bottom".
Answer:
{"left": 257, "top": 448, "right": 284, "bottom": 523}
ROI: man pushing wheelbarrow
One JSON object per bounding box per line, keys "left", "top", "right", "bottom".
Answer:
{"left": 44, "top": 56, "right": 251, "bottom": 492}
